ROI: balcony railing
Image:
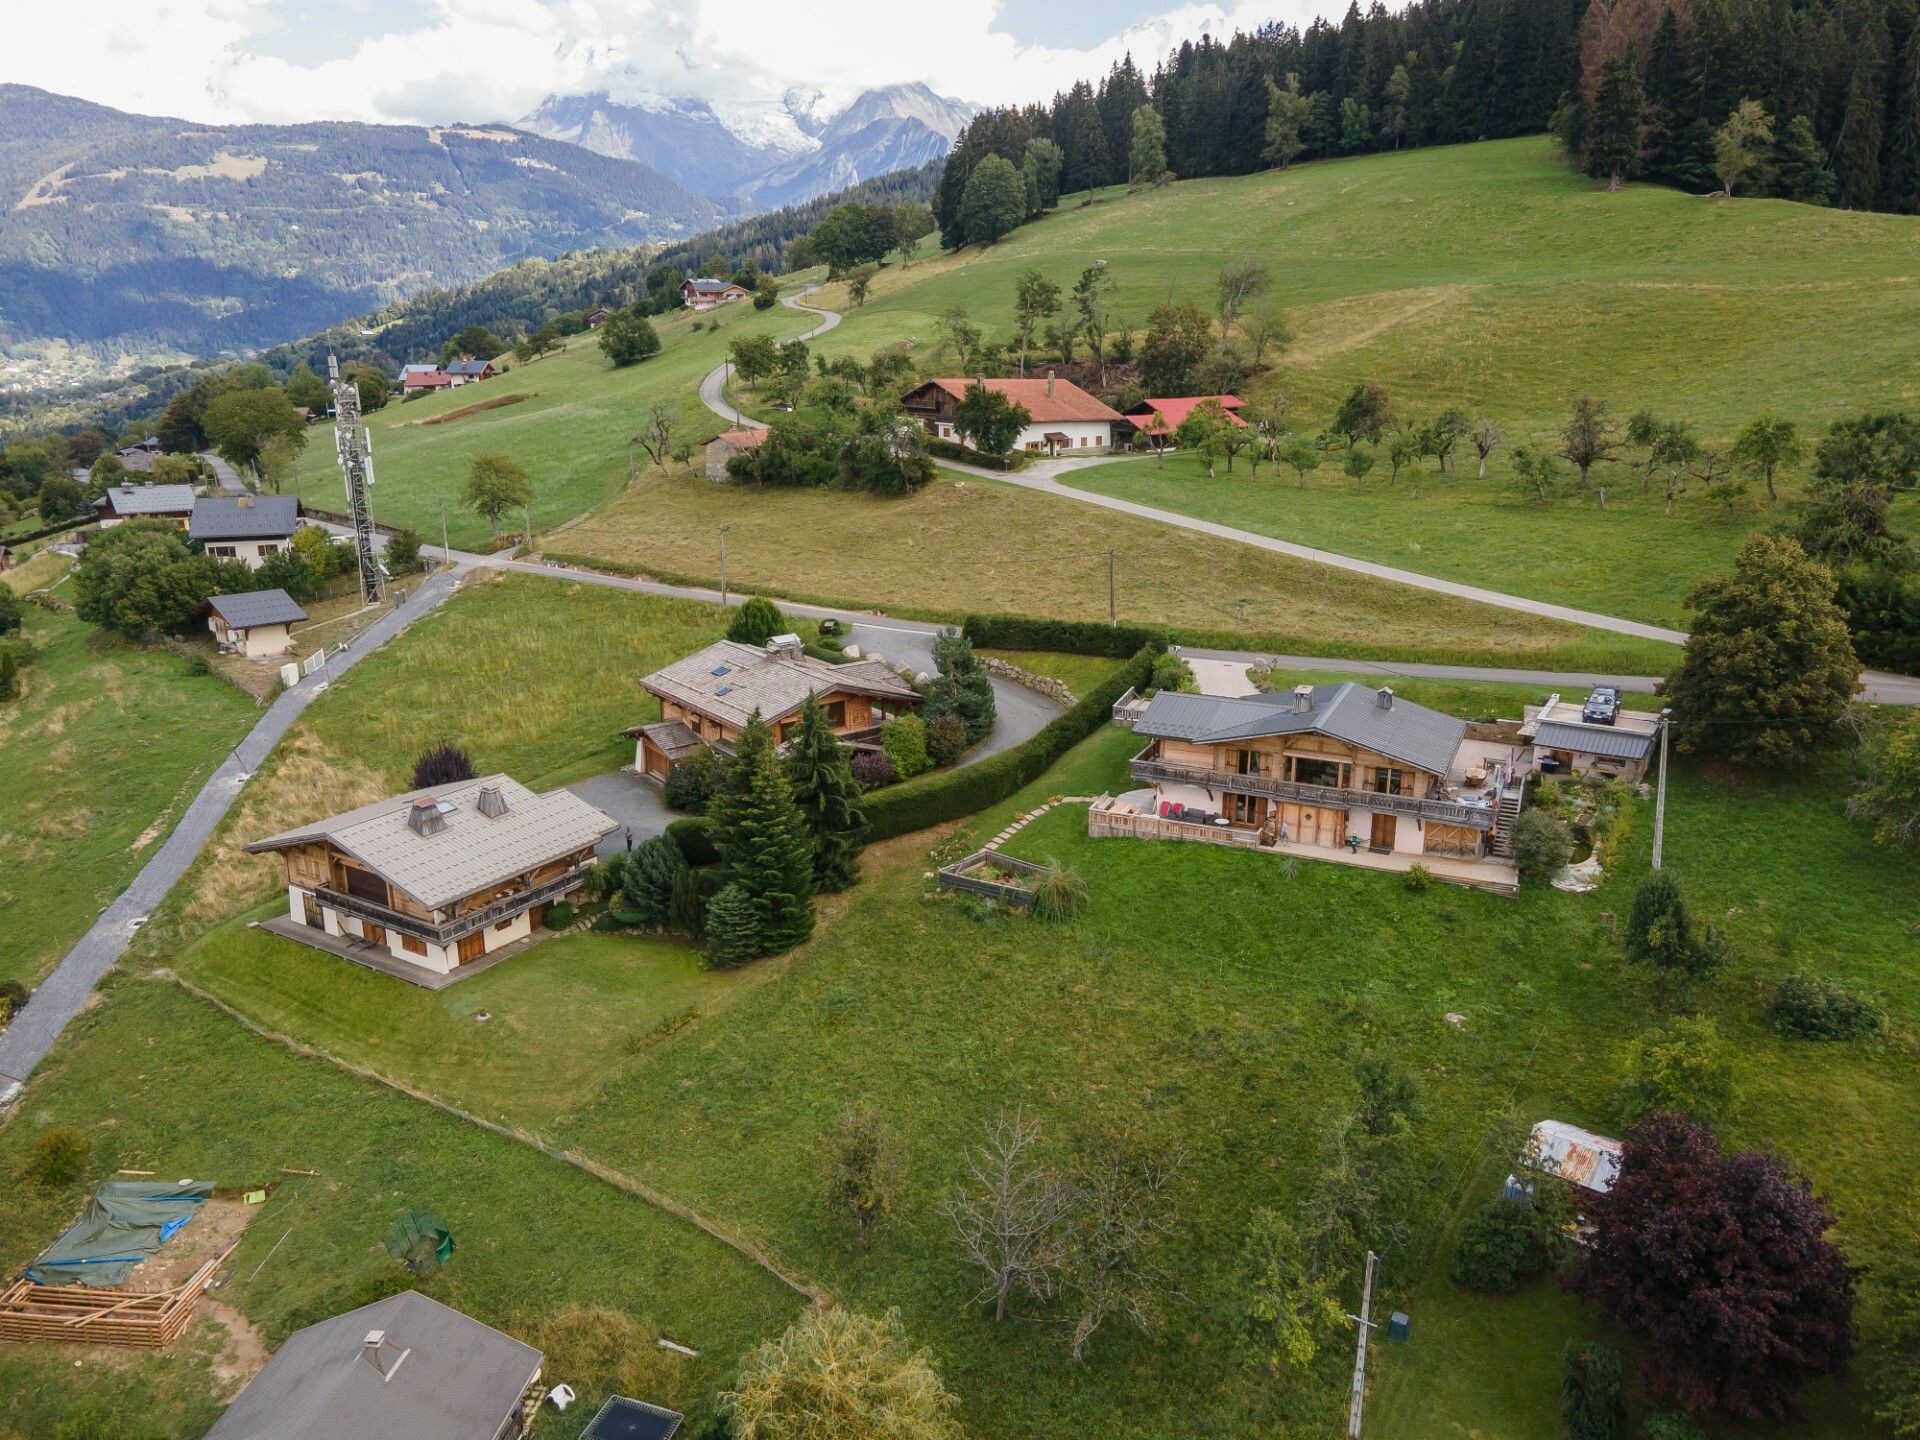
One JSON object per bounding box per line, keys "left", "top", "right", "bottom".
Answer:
{"left": 315, "top": 867, "right": 591, "bottom": 946}
{"left": 1131, "top": 756, "right": 1495, "bottom": 831}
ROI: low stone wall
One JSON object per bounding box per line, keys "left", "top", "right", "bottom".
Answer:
{"left": 980, "top": 657, "right": 1076, "bottom": 707}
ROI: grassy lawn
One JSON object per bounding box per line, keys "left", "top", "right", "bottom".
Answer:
{"left": 0, "top": 977, "right": 804, "bottom": 1439}
{"left": 976, "top": 648, "right": 1124, "bottom": 700}
{"left": 0, "top": 603, "right": 258, "bottom": 988}
{"left": 284, "top": 297, "right": 816, "bottom": 550}
{"left": 0, "top": 547, "right": 75, "bottom": 595}
{"left": 173, "top": 922, "right": 778, "bottom": 1133}
{"left": 554, "top": 467, "right": 1681, "bottom": 674}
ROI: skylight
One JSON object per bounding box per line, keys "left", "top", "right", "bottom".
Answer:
{"left": 711, "top": 664, "right": 732, "bottom": 676}
{"left": 715, "top": 685, "right": 734, "bottom": 696}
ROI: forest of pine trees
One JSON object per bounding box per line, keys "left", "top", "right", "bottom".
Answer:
{"left": 935, "top": 0, "right": 1920, "bottom": 249}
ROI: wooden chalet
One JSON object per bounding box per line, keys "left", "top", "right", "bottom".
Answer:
{"left": 900, "top": 371, "right": 1124, "bottom": 455}
{"left": 682, "top": 277, "right": 750, "bottom": 309}
{"left": 245, "top": 776, "right": 616, "bottom": 981}
{"left": 626, "top": 635, "right": 919, "bottom": 780}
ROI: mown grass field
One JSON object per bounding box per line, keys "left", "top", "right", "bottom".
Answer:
{"left": 0, "top": 594, "right": 257, "bottom": 988}
{"left": 284, "top": 298, "right": 816, "bottom": 549}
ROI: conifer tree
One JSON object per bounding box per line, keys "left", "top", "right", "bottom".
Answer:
{"left": 709, "top": 710, "right": 816, "bottom": 953}
{"left": 785, "top": 694, "right": 867, "bottom": 893}
{"left": 1772, "top": 115, "right": 1837, "bottom": 205}
{"left": 703, "top": 883, "right": 762, "bottom": 968}
{"left": 1835, "top": 60, "right": 1886, "bottom": 210}
{"left": 1587, "top": 57, "right": 1647, "bottom": 189}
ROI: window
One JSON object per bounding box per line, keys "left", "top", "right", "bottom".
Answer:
{"left": 1372, "top": 767, "right": 1407, "bottom": 796}
{"left": 495, "top": 917, "right": 516, "bottom": 932}
{"left": 1229, "top": 794, "right": 1263, "bottom": 824}
{"left": 399, "top": 934, "right": 427, "bottom": 956}
{"left": 206, "top": 545, "right": 237, "bottom": 558}
{"left": 1079, "top": 436, "right": 1088, "bottom": 447}
{"left": 1233, "top": 749, "right": 1265, "bottom": 776}
{"left": 825, "top": 700, "right": 847, "bottom": 728}
{"left": 1288, "top": 756, "right": 1347, "bottom": 789}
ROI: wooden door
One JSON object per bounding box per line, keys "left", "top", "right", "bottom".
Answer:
{"left": 457, "top": 932, "right": 485, "bottom": 964}
{"left": 1369, "top": 813, "right": 1397, "bottom": 852}
{"left": 363, "top": 922, "right": 386, "bottom": 946}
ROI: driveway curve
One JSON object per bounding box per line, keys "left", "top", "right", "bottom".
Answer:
{"left": 697, "top": 285, "right": 838, "bottom": 429}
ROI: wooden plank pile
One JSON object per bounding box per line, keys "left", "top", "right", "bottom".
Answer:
{"left": 0, "top": 1242, "right": 237, "bottom": 1349}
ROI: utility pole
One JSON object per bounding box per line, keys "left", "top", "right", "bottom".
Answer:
{"left": 1652, "top": 707, "right": 1673, "bottom": 870}
{"left": 719, "top": 525, "right": 730, "bottom": 607}
{"left": 522, "top": 503, "right": 533, "bottom": 555}
{"left": 1107, "top": 548, "right": 1116, "bottom": 627}
{"left": 1347, "top": 1250, "right": 1379, "bottom": 1440}
{"left": 440, "top": 499, "right": 450, "bottom": 568}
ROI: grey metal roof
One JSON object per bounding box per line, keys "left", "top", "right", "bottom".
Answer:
{"left": 207, "top": 588, "right": 308, "bottom": 630}
{"left": 1534, "top": 720, "right": 1654, "bottom": 761}
{"left": 642, "top": 640, "right": 917, "bottom": 731}
{"left": 244, "top": 774, "right": 617, "bottom": 912}
{"left": 203, "top": 1290, "right": 541, "bottom": 1440}
{"left": 190, "top": 495, "right": 300, "bottom": 541}
{"left": 444, "top": 359, "right": 492, "bottom": 376}
{"left": 1135, "top": 683, "right": 1467, "bottom": 776}
{"left": 686, "top": 277, "right": 741, "bottom": 293}
{"left": 97, "top": 483, "right": 196, "bottom": 516}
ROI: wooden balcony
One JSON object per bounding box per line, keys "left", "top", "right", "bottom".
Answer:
{"left": 1130, "top": 752, "right": 1495, "bottom": 831}
{"left": 314, "top": 867, "right": 591, "bottom": 946}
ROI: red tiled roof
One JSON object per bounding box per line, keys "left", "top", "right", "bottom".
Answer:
{"left": 923, "top": 376, "right": 1124, "bottom": 424}
{"left": 714, "top": 428, "right": 769, "bottom": 448}
{"left": 403, "top": 371, "right": 455, "bottom": 389}
{"left": 1126, "top": 396, "right": 1247, "bottom": 431}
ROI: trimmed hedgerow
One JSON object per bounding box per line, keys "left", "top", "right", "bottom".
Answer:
{"left": 861, "top": 644, "right": 1159, "bottom": 842}
{"left": 665, "top": 815, "right": 720, "bottom": 867}
{"left": 962, "top": 612, "right": 1169, "bottom": 659}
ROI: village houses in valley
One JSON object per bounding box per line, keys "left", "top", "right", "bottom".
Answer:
{"left": 627, "top": 634, "right": 918, "bottom": 781}
{"left": 245, "top": 776, "right": 616, "bottom": 985}
{"left": 902, "top": 370, "right": 1125, "bottom": 455}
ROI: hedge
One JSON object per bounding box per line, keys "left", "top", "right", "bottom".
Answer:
{"left": 861, "top": 643, "right": 1159, "bottom": 842}
{"left": 665, "top": 816, "right": 719, "bottom": 867}
{"left": 962, "top": 612, "right": 1169, "bottom": 659}
{"left": 3, "top": 515, "right": 92, "bottom": 547}
{"left": 925, "top": 436, "right": 1023, "bottom": 471}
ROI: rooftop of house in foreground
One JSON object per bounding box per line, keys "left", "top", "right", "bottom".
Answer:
{"left": 640, "top": 638, "right": 917, "bottom": 732}
{"left": 1133, "top": 683, "right": 1468, "bottom": 778}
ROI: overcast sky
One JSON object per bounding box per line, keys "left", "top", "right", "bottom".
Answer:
{"left": 5, "top": 0, "right": 1336, "bottom": 128}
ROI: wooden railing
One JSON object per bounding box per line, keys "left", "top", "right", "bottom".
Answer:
{"left": 935, "top": 850, "right": 1047, "bottom": 907}
{"left": 315, "top": 867, "right": 590, "bottom": 945}
{"left": 1129, "top": 755, "right": 1495, "bottom": 831}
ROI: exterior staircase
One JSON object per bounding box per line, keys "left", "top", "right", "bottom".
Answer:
{"left": 1489, "top": 783, "right": 1524, "bottom": 857}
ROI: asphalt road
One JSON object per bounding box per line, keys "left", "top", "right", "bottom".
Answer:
{"left": 697, "top": 285, "right": 839, "bottom": 428}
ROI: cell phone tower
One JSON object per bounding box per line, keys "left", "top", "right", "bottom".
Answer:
{"left": 327, "top": 353, "right": 383, "bottom": 605}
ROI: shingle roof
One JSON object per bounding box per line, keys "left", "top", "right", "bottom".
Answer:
{"left": 97, "top": 483, "right": 196, "bottom": 517}
{"left": 244, "top": 774, "right": 617, "bottom": 912}
{"left": 190, "top": 495, "right": 300, "bottom": 541}
{"left": 403, "top": 371, "right": 455, "bottom": 388}
{"left": 1135, "top": 683, "right": 1467, "bottom": 777}
{"left": 1534, "top": 720, "right": 1654, "bottom": 761}
{"left": 621, "top": 718, "right": 706, "bottom": 759}
{"left": 711, "top": 428, "right": 769, "bottom": 448}
{"left": 202, "top": 1290, "right": 541, "bottom": 1440}
{"left": 919, "top": 377, "right": 1123, "bottom": 425}
{"left": 207, "top": 588, "right": 308, "bottom": 630}
{"left": 641, "top": 640, "right": 917, "bottom": 732}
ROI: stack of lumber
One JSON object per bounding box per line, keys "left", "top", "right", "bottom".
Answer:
{"left": 0, "top": 1243, "right": 236, "bottom": 1349}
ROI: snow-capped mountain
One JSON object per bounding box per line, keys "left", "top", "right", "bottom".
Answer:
{"left": 518, "top": 82, "right": 976, "bottom": 210}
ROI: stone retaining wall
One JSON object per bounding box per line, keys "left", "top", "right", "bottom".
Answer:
{"left": 980, "top": 657, "right": 1076, "bottom": 706}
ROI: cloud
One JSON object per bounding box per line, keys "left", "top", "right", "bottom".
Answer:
{"left": 1, "top": 0, "right": 1336, "bottom": 127}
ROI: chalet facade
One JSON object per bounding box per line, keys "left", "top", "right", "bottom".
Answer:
{"left": 682, "top": 278, "right": 749, "bottom": 310}
{"left": 1100, "top": 683, "right": 1524, "bottom": 890}
{"left": 190, "top": 495, "right": 300, "bottom": 568}
{"left": 206, "top": 588, "right": 307, "bottom": 658}
{"left": 95, "top": 483, "right": 196, "bottom": 529}
{"left": 901, "top": 372, "right": 1124, "bottom": 455}
{"left": 1123, "top": 395, "right": 1246, "bottom": 448}
{"left": 444, "top": 358, "right": 496, "bottom": 382}
{"left": 245, "top": 775, "right": 616, "bottom": 980}
{"left": 626, "top": 635, "right": 919, "bottom": 780}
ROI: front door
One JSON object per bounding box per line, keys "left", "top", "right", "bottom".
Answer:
{"left": 457, "top": 931, "right": 486, "bottom": 965}
{"left": 1369, "top": 813, "right": 1397, "bottom": 853}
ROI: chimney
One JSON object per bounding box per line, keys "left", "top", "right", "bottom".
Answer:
{"left": 476, "top": 783, "right": 508, "bottom": 819}
{"left": 1292, "top": 684, "right": 1314, "bottom": 715}
{"left": 764, "top": 633, "right": 803, "bottom": 658}
{"left": 237, "top": 495, "right": 253, "bottom": 508}
{"left": 1045, "top": 368, "right": 1056, "bottom": 398}
{"left": 360, "top": 1329, "right": 412, "bottom": 1382}
{"left": 407, "top": 799, "right": 447, "bottom": 836}
{"left": 1377, "top": 686, "right": 1395, "bottom": 710}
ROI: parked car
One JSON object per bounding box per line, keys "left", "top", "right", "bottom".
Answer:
{"left": 1582, "top": 686, "right": 1621, "bottom": 725}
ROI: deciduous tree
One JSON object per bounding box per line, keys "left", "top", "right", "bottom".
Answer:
{"left": 1263, "top": 74, "right": 1312, "bottom": 169}
{"left": 1713, "top": 100, "right": 1774, "bottom": 197}
{"left": 1128, "top": 105, "right": 1166, "bottom": 187}
{"left": 597, "top": 306, "right": 661, "bottom": 367}
{"left": 826, "top": 1104, "right": 895, "bottom": 1254}
{"left": 1561, "top": 395, "right": 1619, "bottom": 489}
{"left": 1850, "top": 711, "right": 1920, "bottom": 850}
{"left": 944, "top": 1107, "right": 1071, "bottom": 1321}
{"left": 951, "top": 384, "right": 1032, "bottom": 456}
{"left": 1139, "top": 301, "right": 1215, "bottom": 395}
{"left": 958, "top": 155, "right": 1026, "bottom": 245}
{"left": 1333, "top": 381, "right": 1394, "bottom": 444}
{"left": 1623, "top": 870, "right": 1724, "bottom": 1006}
{"left": 1233, "top": 1208, "right": 1342, "bottom": 1376}
{"left": 1062, "top": 1137, "right": 1182, "bottom": 1361}
{"left": 728, "top": 1306, "right": 960, "bottom": 1440}
{"left": 462, "top": 453, "right": 531, "bottom": 536}
{"left": 1215, "top": 258, "right": 1269, "bottom": 336}
{"left": 1011, "top": 268, "right": 1061, "bottom": 376}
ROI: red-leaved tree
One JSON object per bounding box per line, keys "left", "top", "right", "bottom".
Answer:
{"left": 1575, "top": 1112, "right": 1859, "bottom": 1421}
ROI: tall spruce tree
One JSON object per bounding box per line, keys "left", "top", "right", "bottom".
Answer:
{"left": 1772, "top": 115, "right": 1838, "bottom": 203}
{"left": 1588, "top": 57, "right": 1648, "bottom": 189}
{"left": 785, "top": 694, "right": 867, "bottom": 893}
{"left": 1835, "top": 51, "right": 1887, "bottom": 208}
{"left": 709, "top": 711, "right": 817, "bottom": 953}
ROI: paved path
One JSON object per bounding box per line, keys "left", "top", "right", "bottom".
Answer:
{"left": 696, "top": 284, "right": 838, "bottom": 429}
{"left": 0, "top": 566, "right": 465, "bottom": 1098}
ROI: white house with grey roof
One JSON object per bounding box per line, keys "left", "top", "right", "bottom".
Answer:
{"left": 626, "top": 635, "right": 919, "bottom": 781}
{"left": 203, "top": 1290, "right": 543, "bottom": 1440}
{"left": 207, "top": 588, "right": 307, "bottom": 658}
{"left": 245, "top": 775, "right": 616, "bottom": 983}
{"left": 190, "top": 494, "right": 301, "bottom": 569}
{"left": 1097, "top": 682, "right": 1525, "bottom": 890}
{"left": 94, "top": 482, "right": 197, "bottom": 528}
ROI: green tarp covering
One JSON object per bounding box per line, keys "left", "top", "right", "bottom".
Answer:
{"left": 25, "top": 1180, "right": 213, "bottom": 1288}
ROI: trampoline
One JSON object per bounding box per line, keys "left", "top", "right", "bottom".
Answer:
{"left": 579, "top": 1395, "right": 684, "bottom": 1440}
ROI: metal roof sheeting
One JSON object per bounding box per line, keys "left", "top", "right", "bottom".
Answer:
{"left": 190, "top": 495, "right": 300, "bottom": 541}
{"left": 97, "top": 483, "right": 196, "bottom": 516}
{"left": 1134, "top": 684, "right": 1467, "bottom": 777}
{"left": 642, "top": 640, "right": 916, "bottom": 732}
{"left": 1529, "top": 1120, "right": 1624, "bottom": 1195}
{"left": 207, "top": 588, "right": 308, "bottom": 630}
{"left": 1534, "top": 720, "right": 1654, "bottom": 761}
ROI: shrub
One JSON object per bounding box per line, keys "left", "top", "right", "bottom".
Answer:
{"left": 1770, "top": 974, "right": 1883, "bottom": 1040}
{"left": 30, "top": 1126, "right": 92, "bottom": 1186}
{"left": 851, "top": 749, "right": 896, "bottom": 788}
{"left": 412, "top": 742, "right": 476, "bottom": 788}
{"left": 1027, "top": 859, "right": 1088, "bottom": 922}
{"left": 668, "top": 867, "right": 711, "bottom": 938}
{"left": 881, "top": 713, "right": 931, "bottom": 780}
{"left": 1149, "top": 651, "right": 1196, "bottom": 693}
{"left": 526, "top": 1305, "right": 688, "bottom": 1417}
{"left": 1641, "top": 1413, "right": 1706, "bottom": 1440}
{"left": 1510, "top": 808, "right": 1573, "bottom": 884}
{"left": 0, "top": 978, "right": 27, "bottom": 1026}
{"left": 727, "top": 596, "right": 786, "bottom": 646}
{"left": 1403, "top": 863, "right": 1434, "bottom": 892}
{"left": 0, "top": 586, "right": 21, "bottom": 635}
{"left": 1449, "top": 1199, "right": 1548, "bottom": 1293}
{"left": 703, "top": 883, "right": 762, "bottom": 967}
{"left": 1616, "top": 1016, "right": 1738, "bottom": 1125}
{"left": 1562, "top": 1340, "right": 1626, "bottom": 1440}
{"left": 663, "top": 749, "right": 718, "bottom": 813}
{"left": 923, "top": 711, "right": 969, "bottom": 766}
{"left": 182, "top": 649, "right": 213, "bottom": 677}
{"left": 0, "top": 647, "right": 18, "bottom": 702}
{"left": 665, "top": 816, "right": 719, "bottom": 867}
{"left": 543, "top": 901, "right": 576, "bottom": 931}
{"left": 925, "top": 435, "right": 1022, "bottom": 470}
{"left": 386, "top": 528, "right": 424, "bottom": 574}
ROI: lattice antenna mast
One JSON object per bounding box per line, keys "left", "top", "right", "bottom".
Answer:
{"left": 328, "top": 352, "right": 383, "bottom": 605}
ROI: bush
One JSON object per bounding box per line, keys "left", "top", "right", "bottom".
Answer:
{"left": 1770, "top": 974, "right": 1883, "bottom": 1040}
{"left": 1640, "top": 1413, "right": 1706, "bottom": 1440}
{"left": 0, "top": 586, "right": 20, "bottom": 636}
{"left": 1149, "top": 651, "right": 1196, "bottom": 693}
{"left": 925, "top": 435, "right": 1021, "bottom": 470}
{"left": 1026, "top": 859, "right": 1088, "bottom": 922}
{"left": 727, "top": 596, "right": 786, "bottom": 646}
{"left": 0, "top": 978, "right": 27, "bottom": 1026}
{"left": 923, "top": 711, "right": 969, "bottom": 766}
{"left": 182, "top": 649, "right": 213, "bottom": 677}
{"left": 1562, "top": 1340, "right": 1626, "bottom": 1440}
{"left": 665, "top": 816, "right": 719, "bottom": 867}
{"left": 703, "top": 882, "right": 762, "bottom": 967}
{"left": 663, "top": 749, "right": 717, "bottom": 813}
{"left": 1403, "top": 863, "right": 1434, "bottom": 892}
{"left": 881, "top": 713, "right": 931, "bottom": 780}
{"left": 386, "top": 528, "right": 424, "bottom": 574}
{"left": 1510, "top": 808, "right": 1573, "bottom": 883}
{"left": 962, "top": 613, "right": 1168, "bottom": 659}
{"left": 1448, "top": 1199, "right": 1548, "bottom": 1293}
{"left": 851, "top": 749, "right": 896, "bottom": 788}
{"left": 668, "top": 867, "right": 712, "bottom": 938}
{"left": 412, "top": 742, "right": 476, "bottom": 788}
{"left": 1616, "top": 1016, "right": 1737, "bottom": 1125}
{"left": 30, "top": 1126, "right": 92, "bottom": 1186}
{"left": 543, "top": 901, "right": 576, "bottom": 930}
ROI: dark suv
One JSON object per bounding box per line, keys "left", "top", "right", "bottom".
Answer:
{"left": 1582, "top": 686, "right": 1621, "bottom": 725}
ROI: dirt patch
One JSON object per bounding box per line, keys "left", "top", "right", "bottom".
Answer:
{"left": 131, "top": 1197, "right": 260, "bottom": 1290}
{"left": 201, "top": 1300, "right": 270, "bottom": 1389}
{"left": 417, "top": 392, "right": 534, "bottom": 426}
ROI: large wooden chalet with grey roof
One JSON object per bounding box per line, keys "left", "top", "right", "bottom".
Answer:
{"left": 1094, "top": 682, "right": 1527, "bottom": 892}
{"left": 245, "top": 776, "right": 616, "bottom": 983}
{"left": 626, "top": 634, "right": 919, "bottom": 781}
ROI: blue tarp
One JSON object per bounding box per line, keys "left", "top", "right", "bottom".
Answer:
{"left": 25, "top": 1180, "right": 214, "bottom": 1288}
